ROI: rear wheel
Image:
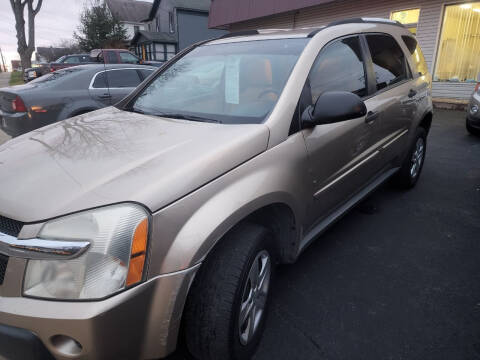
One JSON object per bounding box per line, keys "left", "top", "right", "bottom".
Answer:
{"left": 393, "top": 127, "right": 427, "bottom": 189}
{"left": 183, "top": 223, "right": 274, "bottom": 360}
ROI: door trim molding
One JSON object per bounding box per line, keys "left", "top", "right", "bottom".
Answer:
{"left": 314, "top": 150, "right": 380, "bottom": 198}
{"left": 299, "top": 167, "right": 399, "bottom": 253}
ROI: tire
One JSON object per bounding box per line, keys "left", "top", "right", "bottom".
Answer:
{"left": 466, "top": 121, "right": 480, "bottom": 136}
{"left": 183, "top": 223, "right": 274, "bottom": 360}
{"left": 393, "top": 127, "right": 427, "bottom": 189}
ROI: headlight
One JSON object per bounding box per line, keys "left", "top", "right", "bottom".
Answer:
{"left": 23, "top": 204, "right": 149, "bottom": 300}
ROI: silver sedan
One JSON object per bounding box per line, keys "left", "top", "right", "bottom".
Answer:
{"left": 0, "top": 64, "right": 155, "bottom": 137}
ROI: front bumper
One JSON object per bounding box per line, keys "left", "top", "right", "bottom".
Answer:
{"left": 0, "top": 260, "right": 200, "bottom": 360}
{"left": 0, "top": 323, "right": 54, "bottom": 360}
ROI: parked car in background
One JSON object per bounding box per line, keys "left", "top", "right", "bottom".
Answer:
{"left": 0, "top": 19, "right": 432, "bottom": 360}
{"left": 24, "top": 54, "right": 94, "bottom": 82}
{"left": 91, "top": 48, "right": 163, "bottom": 67}
{"left": 1, "top": 64, "right": 155, "bottom": 137}
{"left": 24, "top": 50, "right": 160, "bottom": 83}
{"left": 467, "top": 83, "right": 480, "bottom": 135}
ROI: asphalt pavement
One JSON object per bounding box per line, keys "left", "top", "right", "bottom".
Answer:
{"left": 171, "top": 110, "right": 480, "bottom": 360}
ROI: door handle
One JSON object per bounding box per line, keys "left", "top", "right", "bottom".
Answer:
{"left": 98, "top": 93, "right": 111, "bottom": 99}
{"left": 408, "top": 89, "right": 417, "bottom": 98}
{"left": 365, "top": 111, "right": 379, "bottom": 124}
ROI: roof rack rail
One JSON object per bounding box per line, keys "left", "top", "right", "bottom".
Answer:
{"left": 218, "top": 30, "right": 260, "bottom": 39}
{"left": 307, "top": 27, "right": 325, "bottom": 37}
{"left": 327, "top": 17, "right": 405, "bottom": 28}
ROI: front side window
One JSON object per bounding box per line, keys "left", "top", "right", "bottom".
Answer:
{"left": 64, "top": 56, "right": 80, "bottom": 64}
{"left": 435, "top": 3, "right": 480, "bottom": 82}
{"left": 391, "top": 9, "right": 420, "bottom": 35}
{"left": 308, "top": 36, "right": 367, "bottom": 104}
{"left": 130, "top": 38, "right": 309, "bottom": 124}
{"left": 366, "top": 34, "right": 409, "bottom": 91}
{"left": 119, "top": 52, "right": 139, "bottom": 64}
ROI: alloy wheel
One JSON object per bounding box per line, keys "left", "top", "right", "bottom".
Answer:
{"left": 410, "top": 137, "right": 425, "bottom": 179}
{"left": 238, "top": 250, "right": 271, "bottom": 346}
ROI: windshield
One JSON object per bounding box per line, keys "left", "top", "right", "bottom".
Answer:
{"left": 131, "top": 38, "right": 309, "bottom": 124}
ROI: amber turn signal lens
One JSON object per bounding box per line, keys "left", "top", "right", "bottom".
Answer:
{"left": 126, "top": 218, "right": 148, "bottom": 286}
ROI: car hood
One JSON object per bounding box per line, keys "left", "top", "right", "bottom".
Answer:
{"left": 0, "top": 107, "right": 269, "bottom": 222}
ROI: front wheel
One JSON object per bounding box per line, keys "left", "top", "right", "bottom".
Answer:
{"left": 466, "top": 121, "right": 480, "bottom": 136}
{"left": 183, "top": 223, "right": 274, "bottom": 360}
{"left": 393, "top": 127, "right": 427, "bottom": 189}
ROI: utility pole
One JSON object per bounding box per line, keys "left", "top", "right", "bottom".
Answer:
{"left": 0, "top": 47, "right": 6, "bottom": 72}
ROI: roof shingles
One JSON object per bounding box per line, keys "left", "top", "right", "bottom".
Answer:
{"left": 105, "top": 0, "right": 152, "bottom": 23}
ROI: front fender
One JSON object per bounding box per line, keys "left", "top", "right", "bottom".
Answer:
{"left": 148, "top": 133, "right": 311, "bottom": 277}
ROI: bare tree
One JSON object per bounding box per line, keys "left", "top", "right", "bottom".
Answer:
{"left": 9, "top": 0, "right": 43, "bottom": 69}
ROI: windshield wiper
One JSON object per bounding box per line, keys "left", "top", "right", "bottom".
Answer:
{"left": 154, "top": 112, "right": 222, "bottom": 123}
{"left": 125, "top": 107, "right": 145, "bottom": 115}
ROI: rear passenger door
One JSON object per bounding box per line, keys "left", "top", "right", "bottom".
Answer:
{"left": 301, "top": 35, "right": 383, "bottom": 226}
{"left": 362, "top": 34, "right": 417, "bottom": 166}
{"left": 89, "top": 69, "right": 143, "bottom": 105}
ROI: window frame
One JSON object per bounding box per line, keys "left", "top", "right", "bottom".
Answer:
{"left": 361, "top": 32, "right": 413, "bottom": 98}
{"left": 306, "top": 34, "right": 372, "bottom": 103}
{"left": 89, "top": 68, "right": 144, "bottom": 90}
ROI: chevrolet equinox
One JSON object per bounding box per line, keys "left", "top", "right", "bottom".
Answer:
{"left": 0, "top": 18, "right": 432, "bottom": 360}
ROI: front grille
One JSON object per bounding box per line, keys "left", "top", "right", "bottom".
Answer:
{"left": 0, "top": 253, "right": 8, "bottom": 285}
{"left": 0, "top": 214, "right": 23, "bottom": 237}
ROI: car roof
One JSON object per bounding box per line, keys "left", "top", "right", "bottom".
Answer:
{"left": 208, "top": 18, "right": 408, "bottom": 45}
{"left": 56, "top": 64, "right": 156, "bottom": 72}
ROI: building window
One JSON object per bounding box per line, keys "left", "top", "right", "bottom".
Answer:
{"left": 434, "top": 3, "right": 480, "bottom": 82}
{"left": 169, "top": 12, "right": 175, "bottom": 33}
{"left": 166, "top": 44, "right": 176, "bottom": 60}
{"left": 391, "top": 8, "right": 420, "bottom": 35}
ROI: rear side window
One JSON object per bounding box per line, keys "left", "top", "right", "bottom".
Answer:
{"left": 92, "top": 70, "right": 142, "bottom": 88}
{"left": 365, "top": 34, "right": 409, "bottom": 91}
{"left": 308, "top": 36, "right": 367, "bottom": 103}
{"left": 108, "top": 69, "right": 142, "bottom": 88}
{"left": 92, "top": 72, "right": 107, "bottom": 88}
{"left": 107, "top": 51, "right": 118, "bottom": 63}
{"left": 402, "top": 36, "right": 428, "bottom": 76}
{"left": 139, "top": 69, "right": 154, "bottom": 80}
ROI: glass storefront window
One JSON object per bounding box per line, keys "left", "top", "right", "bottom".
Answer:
{"left": 391, "top": 9, "right": 420, "bottom": 34}
{"left": 434, "top": 3, "right": 480, "bottom": 82}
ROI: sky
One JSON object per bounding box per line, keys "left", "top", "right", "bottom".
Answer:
{"left": 0, "top": 0, "right": 153, "bottom": 70}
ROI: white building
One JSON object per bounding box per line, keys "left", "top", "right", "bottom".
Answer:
{"left": 105, "top": 0, "right": 151, "bottom": 40}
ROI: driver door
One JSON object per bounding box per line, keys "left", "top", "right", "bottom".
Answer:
{"left": 301, "top": 35, "right": 383, "bottom": 228}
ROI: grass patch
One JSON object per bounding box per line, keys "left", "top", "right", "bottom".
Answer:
{"left": 9, "top": 71, "right": 23, "bottom": 86}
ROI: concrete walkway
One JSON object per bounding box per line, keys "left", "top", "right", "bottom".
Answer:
{"left": 0, "top": 72, "right": 11, "bottom": 88}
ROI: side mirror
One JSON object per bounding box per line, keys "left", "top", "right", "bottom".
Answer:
{"left": 302, "top": 91, "right": 367, "bottom": 127}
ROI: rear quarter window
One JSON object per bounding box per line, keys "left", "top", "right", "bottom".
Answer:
{"left": 402, "top": 35, "right": 428, "bottom": 76}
